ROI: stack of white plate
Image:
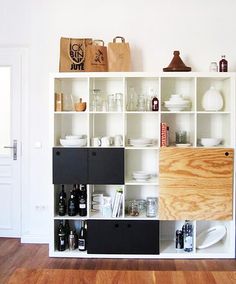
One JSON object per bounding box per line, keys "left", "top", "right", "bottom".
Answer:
{"left": 60, "top": 135, "right": 87, "bottom": 147}
{"left": 164, "top": 94, "right": 190, "bottom": 111}
{"left": 129, "top": 138, "right": 153, "bottom": 147}
{"left": 132, "top": 171, "right": 151, "bottom": 181}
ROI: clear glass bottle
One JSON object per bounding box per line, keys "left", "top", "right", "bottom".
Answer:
{"left": 127, "top": 87, "right": 137, "bottom": 111}
{"left": 219, "top": 55, "right": 228, "bottom": 72}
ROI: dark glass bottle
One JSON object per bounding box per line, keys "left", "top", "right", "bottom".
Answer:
{"left": 59, "top": 184, "right": 67, "bottom": 199}
{"left": 74, "top": 184, "right": 80, "bottom": 214}
{"left": 176, "top": 229, "right": 183, "bottom": 249}
{"left": 68, "top": 189, "right": 76, "bottom": 216}
{"left": 78, "top": 220, "right": 87, "bottom": 251}
{"left": 57, "top": 220, "right": 66, "bottom": 251}
{"left": 152, "top": 96, "right": 159, "bottom": 111}
{"left": 219, "top": 55, "right": 228, "bottom": 72}
{"left": 58, "top": 185, "right": 66, "bottom": 216}
{"left": 78, "top": 184, "right": 87, "bottom": 217}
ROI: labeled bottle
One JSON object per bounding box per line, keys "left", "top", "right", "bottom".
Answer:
{"left": 152, "top": 96, "right": 159, "bottom": 111}
{"left": 68, "top": 189, "right": 76, "bottom": 216}
{"left": 58, "top": 185, "right": 66, "bottom": 216}
{"left": 182, "top": 220, "right": 193, "bottom": 252}
{"left": 68, "top": 230, "right": 78, "bottom": 250}
{"left": 78, "top": 184, "right": 87, "bottom": 217}
{"left": 219, "top": 55, "right": 228, "bottom": 72}
{"left": 57, "top": 220, "right": 66, "bottom": 251}
{"left": 78, "top": 220, "right": 87, "bottom": 251}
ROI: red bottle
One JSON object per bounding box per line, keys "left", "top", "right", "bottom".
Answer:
{"left": 152, "top": 96, "right": 159, "bottom": 111}
{"left": 219, "top": 55, "right": 228, "bottom": 72}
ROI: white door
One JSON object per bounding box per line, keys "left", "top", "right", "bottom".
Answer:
{"left": 0, "top": 50, "right": 22, "bottom": 237}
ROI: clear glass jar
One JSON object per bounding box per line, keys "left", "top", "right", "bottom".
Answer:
{"left": 128, "top": 200, "right": 139, "bottom": 216}
{"left": 146, "top": 197, "right": 157, "bottom": 217}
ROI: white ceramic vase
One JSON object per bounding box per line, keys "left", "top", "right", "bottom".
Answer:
{"left": 202, "top": 86, "right": 223, "bottom": 111}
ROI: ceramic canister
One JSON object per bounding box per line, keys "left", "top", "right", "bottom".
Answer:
{"left": 202, "top": 86, "right": 223, "bottom": 111}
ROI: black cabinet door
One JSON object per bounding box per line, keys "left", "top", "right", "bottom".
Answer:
{"left": 87, "top": 220, "right": 159, "bottom": 254}
{"left": 88, "top": 148, "right": 124, "bottom": 184}
{"left": 53, "top": 148, "right": 88, "bottom": 184}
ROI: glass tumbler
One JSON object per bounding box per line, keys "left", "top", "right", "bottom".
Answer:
{"left": 146, "top": 197, "right": 157, "bottom": 217}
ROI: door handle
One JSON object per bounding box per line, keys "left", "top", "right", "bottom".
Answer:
{"left": 4, "top": 139, "right": 17, "bottom": 160}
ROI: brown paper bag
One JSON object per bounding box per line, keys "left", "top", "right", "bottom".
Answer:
{"left": 85, "top": 40, "right": 108, "bottom": 72}
{"left": 108, "top": 36, "right": 131, "bottom": 72}
{"left": 59, "top": 37, "right": 92, "bottom": 72}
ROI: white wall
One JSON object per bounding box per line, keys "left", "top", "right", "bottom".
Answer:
{"left": 1, "top": 0, "right": 236, "bottom": 242}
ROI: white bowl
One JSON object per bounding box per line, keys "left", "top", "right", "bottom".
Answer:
{"left": 65, "top": 135, "right": 84, "bottom": 140}
{"left": 200, "top": 138, "right": 222, "bottom": 147}
{"left": 60, "top": 138, "right": 87, "bottom": 147}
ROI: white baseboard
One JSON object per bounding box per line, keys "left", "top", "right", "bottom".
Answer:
{"left": 21, "top": 234, "right": 49, "bottom": 244}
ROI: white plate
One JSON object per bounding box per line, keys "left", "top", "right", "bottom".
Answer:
{"left": 165, "top": 101, "right": 189, "bottom": 107}
{"left": 176, "top": 143, "right": 191, "bottom": 147}
{"left": 129, "top": 143, "right": 153, "bottom": 147}
{"left": 196, "top": 225, "right": 227, "bottom": 249}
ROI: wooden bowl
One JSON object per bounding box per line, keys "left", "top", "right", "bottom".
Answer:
{"left": 75, "top": 102, "right": 86, "bottom": 111}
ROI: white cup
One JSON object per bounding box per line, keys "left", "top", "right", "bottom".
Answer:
{"left": 101, "top": 136, "right": 112, "bottom": 147}
{"left": 91, "top": 137, "right": 101, "bottom": 147}
{"left": 114, "top": 135, "right": 123, "bottom": 146}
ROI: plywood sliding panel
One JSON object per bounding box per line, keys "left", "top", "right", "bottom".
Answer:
{"left": 159, "top": 148, "right": 233, "bottom": 220}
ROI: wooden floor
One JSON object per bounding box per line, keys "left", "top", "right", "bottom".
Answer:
{"left": 1, "top": 238, "right": 236, "bottom": 284}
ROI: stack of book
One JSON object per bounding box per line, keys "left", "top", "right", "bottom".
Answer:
{"left": 112, "top": 188, "right": 123, "bottom": 218}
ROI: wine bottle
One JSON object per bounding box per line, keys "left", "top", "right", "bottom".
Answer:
{"left": 78, "top": 184, "right": 87, "bottom": 217}
{"left": 78, "top": 220, "right": 87, "bottom": 251}
{"left": 68, "top": 189, "right": 76, "bottom": 216}
{"left": 57, "top": 220, "right": 66, "bottom": 251}
{"left": 58, "top": 185, "right": 66, "bottom": 216}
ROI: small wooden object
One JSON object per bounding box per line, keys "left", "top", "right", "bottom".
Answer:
{"left": 75, "top": 98, "right": 86, "bottom": 111}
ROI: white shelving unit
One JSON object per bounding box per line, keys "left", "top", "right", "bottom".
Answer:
{"left": 50, "top": 72, "right": 235, "bottom": 259}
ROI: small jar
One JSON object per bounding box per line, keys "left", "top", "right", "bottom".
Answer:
{"left": 146, "top": 197, "right": 157, "bottom": 217}
{"left": 209, "top": 62, "right": 218, "bottom": 72}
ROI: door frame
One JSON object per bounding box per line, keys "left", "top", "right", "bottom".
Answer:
{"left": 0, "top": 47, "right": 29, "bottom": 240}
